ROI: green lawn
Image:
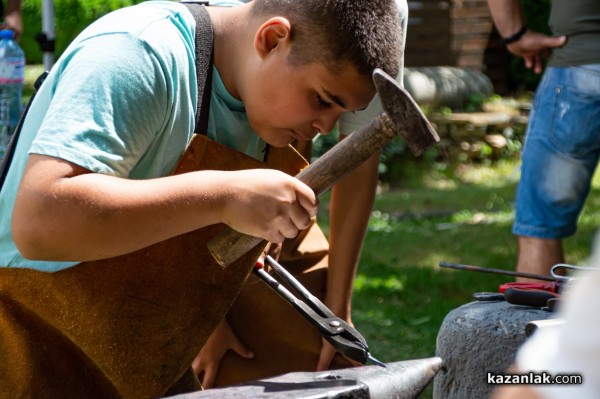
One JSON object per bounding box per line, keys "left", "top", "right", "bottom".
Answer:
{"left": 23, "top": 64, "right": 46, "bottom": 103}
{"left": 318, "top": 157, "right": 600, "bottom": 396}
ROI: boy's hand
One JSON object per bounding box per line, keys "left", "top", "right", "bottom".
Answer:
{"left": 222, "top": 169, "right": 318, "bottom": 243}
{"left": 316, "top": 339, "right": 338, "bottom": 371}
{"left": 316, "top": 338, "right": 362, "bottom": 371}
{"left": 192, "top": 319, "right": 253, "bottom": 388}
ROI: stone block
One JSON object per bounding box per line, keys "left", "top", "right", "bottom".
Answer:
{"left": 433, "top": 300, "right": 552, "bottom": 399}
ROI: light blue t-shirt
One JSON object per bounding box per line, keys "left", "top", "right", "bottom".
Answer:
{"left": 207, "top": 66, "right": 267, "bottom": 157}
{"left": 205, "top": 0, "right": 265, "bottom": 157}
{"left": 0, "top": 0, "right": 263, "bottom": 271}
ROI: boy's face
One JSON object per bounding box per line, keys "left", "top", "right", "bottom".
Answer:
{"left": 243, "top": 57, "right": 376, "bottom": 147}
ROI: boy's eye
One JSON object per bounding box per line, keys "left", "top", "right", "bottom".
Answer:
{"left": 317, "top": 95, "right": 332, "bottom": 109}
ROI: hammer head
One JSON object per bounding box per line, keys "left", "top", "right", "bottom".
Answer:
{"left": 373, "top": 68, "right": 439, "bottom": 156}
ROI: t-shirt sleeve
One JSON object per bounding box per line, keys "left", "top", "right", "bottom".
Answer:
{"left": 30, "top": 34, "right": 170, "bottom": 177}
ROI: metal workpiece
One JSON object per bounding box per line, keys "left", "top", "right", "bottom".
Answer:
{"left": 525, "top": 318, "right": 565, "bottom": 337}
{"left": 168, "top": 357, "right": 443, "bottom": 399}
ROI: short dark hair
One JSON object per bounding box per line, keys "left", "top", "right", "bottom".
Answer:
{"left": 250, "top": 0, "right": 402, "bottom": 78}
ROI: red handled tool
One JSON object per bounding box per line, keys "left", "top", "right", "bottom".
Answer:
{"left": 499, "top": 282, "right": 561, "bottom": 309}
{"left": 498, "top": 281, "right": 561, "bottom": 294}
{"left": 503, "top": 287, "right": 559, "bottom": 308}
{"left": 440, "top": 261, "right": 566, "bottom": 310}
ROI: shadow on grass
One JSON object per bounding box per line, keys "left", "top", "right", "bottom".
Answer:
{"left": 354, "top": 223, "right": 512, "bottom": 363}
{"left": 338, "top": 176, "right": 600, "bottom": 365}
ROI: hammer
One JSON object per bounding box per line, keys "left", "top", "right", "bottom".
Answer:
{"left": 208, "top": 68, "right": 440, "bottom": 267}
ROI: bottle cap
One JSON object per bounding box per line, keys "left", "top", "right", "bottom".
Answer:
{"left": 0, "top": 30, "right": 14, "bottom": 40}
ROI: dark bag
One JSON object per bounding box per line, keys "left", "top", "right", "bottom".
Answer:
{"left": 182, "top": 0, "right": 213, "bottom": 135}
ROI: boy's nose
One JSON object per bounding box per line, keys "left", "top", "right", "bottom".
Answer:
{"left": 312, "top": 112, "right": 339, "bottom": 135}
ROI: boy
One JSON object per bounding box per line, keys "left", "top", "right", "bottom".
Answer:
{"left": 0, "top": 0, "right": 401, "bottom": 396}
{"left": 192, "top": 0, "right": 410, "bottom": 388}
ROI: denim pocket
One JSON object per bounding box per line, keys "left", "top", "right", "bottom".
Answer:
{"left": 548, "top": 67, "right": 600, "bottom": 157}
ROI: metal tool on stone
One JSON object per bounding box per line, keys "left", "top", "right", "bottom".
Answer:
{"left": 208, "top": 68, "right": 440, "bottom": 268}
{"left": 442, "top": 261, "right": 598, "bottom": 284}
{"left": 550, "top": 263, "right": 596, "bottom": 282}
{"left": 440, "top": 261, "right": 559, "bottom": 282}
{"left": 254, "top": 255, "right": 386, "bottom": 367}
{"left": 442, "top": 262, "right": 567, "bottom": 310}
{"left": 504, "top": 286, "right": 559, "bottom": 309}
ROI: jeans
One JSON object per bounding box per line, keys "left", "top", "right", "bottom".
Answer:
{"left": 513, "top": 64, "right": 600, "bottom": 239}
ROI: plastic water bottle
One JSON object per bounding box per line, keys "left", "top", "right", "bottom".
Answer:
{"left": 0, "top": 29, "right": 25, "bottom": 160}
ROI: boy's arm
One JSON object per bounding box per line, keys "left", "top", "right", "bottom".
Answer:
{"left": 12, "top": 155, "right": 317, "bottom": 261}
{"left": 326, "top": 144, "right": 379, "bottom": 319}
{"left": 317, "top": 139, "right": 380, "bottom": 370}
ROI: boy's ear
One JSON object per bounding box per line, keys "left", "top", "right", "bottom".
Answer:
{"left": 254, "top": 17, "right": 292, "bottom": 58}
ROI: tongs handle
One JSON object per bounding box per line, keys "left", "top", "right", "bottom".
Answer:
{"left": 254, "top": 256, "right": 386, "bottom": 367}
{"left": 253, "top": 266, "right": 345, "bottom": 336}
{"left": 264, "top": 255, "right": 335, "bottom": 319}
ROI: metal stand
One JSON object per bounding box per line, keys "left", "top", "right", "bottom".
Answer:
{"left": 36, "top": 0, "right": 55, "bottom": 70}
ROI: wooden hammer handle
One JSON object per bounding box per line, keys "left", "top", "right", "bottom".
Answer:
{"left": 208, "top": 114, "right": 396, "bottom": 268}
{"left": 294, "top": 115, "right": 394, "bottom": 194}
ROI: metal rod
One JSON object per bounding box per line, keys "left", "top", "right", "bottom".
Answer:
{"left": 367, "top": 354, "right": 387, "bottom": 368}
{"left": 41, "top": 0, "right": 56, "bottom": 70}
{"left": 439, "top": 261, "right": 557, "bottom": 282}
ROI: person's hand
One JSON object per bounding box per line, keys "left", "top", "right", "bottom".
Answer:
{"left": 316, "top": 337, "right": 363, "bottom": 371}
{"left": 221, "top": 169, "right": 318, "bottom": 243}
{"left": 3, "top": 0, "right": 22, "bottom": 41}
{"left": 492, "top": 385, "right": 544, "bottom": 399}
{"left": 264, "top": 242, "right": 282, "bottom": 261}
{"left": 192, "top": 319, "right": 254, "bottom": 388}
{"left": 316, "top": 339, "right": 338, "bottom": 371}
{"left": 2, "top": 14, "right": 22, "bottom": 41}
{"left": 507, "top": 31, "right": 567, "bottom": 74}
{"left": 246, "top": 244, "right": 283, "bottom": 284}
{"left": 315, "top": 310, "right": 362, "bottom": 371}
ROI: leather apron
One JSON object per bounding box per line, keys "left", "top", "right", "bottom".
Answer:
{"left": 212, "top": 140, "right": 352, "bottom": 387}
{"left": 0, "top": 135, "right": 335, "bottom": 398}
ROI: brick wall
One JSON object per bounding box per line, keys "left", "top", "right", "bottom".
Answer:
{"left": 404, "top": 0, "right": 511, "bottom": 94}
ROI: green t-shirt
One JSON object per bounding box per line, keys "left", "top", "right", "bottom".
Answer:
{"left": 548, "top": 0, "right": 600, "bottom": 67}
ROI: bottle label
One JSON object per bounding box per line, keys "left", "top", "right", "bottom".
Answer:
{"left": 0, "top": 57, "right": 25, "bottom": 84}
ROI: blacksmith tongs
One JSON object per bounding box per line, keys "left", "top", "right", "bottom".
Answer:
{"left": 254, "top": 255, "right": 386, "bottom": 367}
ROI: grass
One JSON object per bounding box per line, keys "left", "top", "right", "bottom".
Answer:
{"left": 23, "top": 64, "right": 46, "bottom": 103}
{"left": 317, "top": 157, "right": 600, "bottom": 397}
